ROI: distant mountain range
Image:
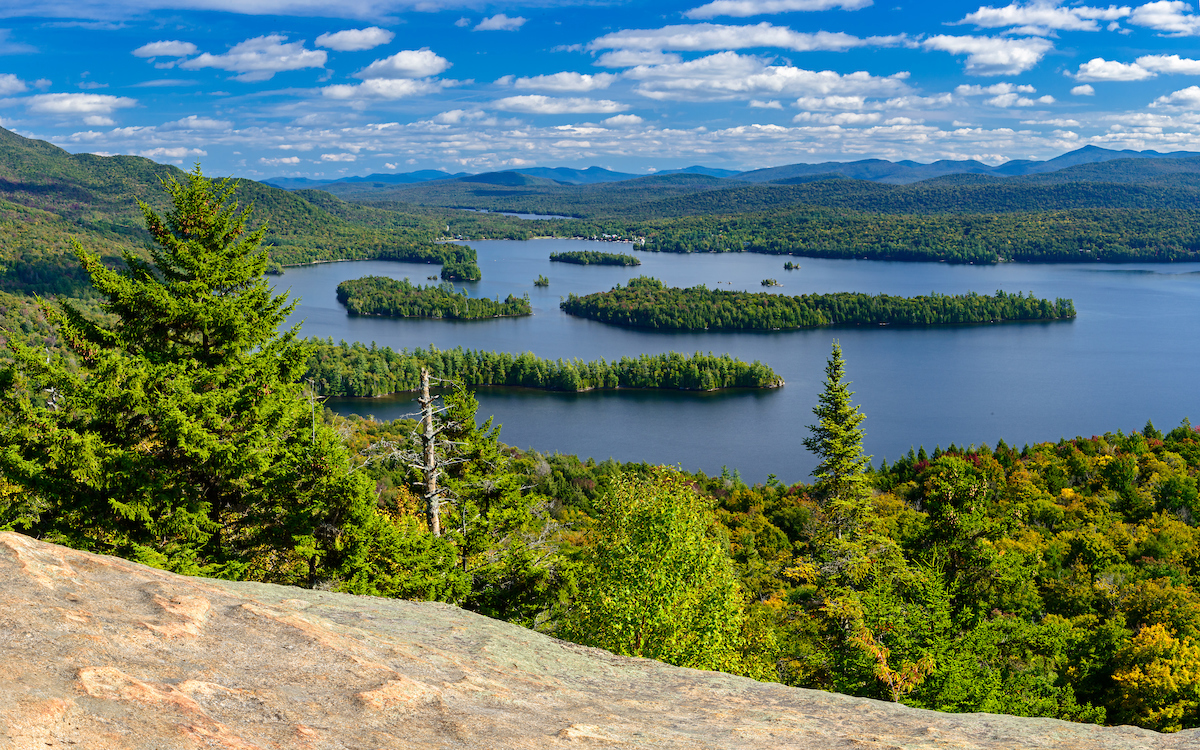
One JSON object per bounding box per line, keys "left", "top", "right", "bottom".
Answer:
{"left": 262, "top": 146, "right": 1200, "bottom": 192}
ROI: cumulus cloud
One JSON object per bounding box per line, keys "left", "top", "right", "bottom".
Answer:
{"left": 514, "top": 72, "right": 617, "bottom": 92}
{"left": 603, "top": 113, "right": 644, "bottom": 125}
{"left": 0, "top": 73, "right": 26, "bottom": 95}
{"left": 595, "top": 50, "right": 683, "bottom": 68}
{"left": 1152, "top": 85, "right": 1200, "bottom": 106}
{"left": 355, "top": 49, "right": 450, "bottom": 79}
{"left": 590, "top": 23, "right": 902, "bottom": 53}
{"left": 1137, "top": 53, "right": 1200, "bottom": 73}
{"left": 161, "top": 114, "right": 232, "bottom": 130}
{"left": 793, "top": 111, "right": 881, "bottom": 124}
{"left": 433, "top": 109, "right": 485, "bottom": 124}
{"left": 491, "top": 95, "right": 628, "bottom": 113}
{"left": 624, "top": 51, "right": 910, "bottom": 101}
{"left": 793, "top": 94, "right": 866, "bottom": 108}
{"left": 955, "top": 2, "right": 1131, "bottom": 35}
{"left": 26, "top": 92, "right": 136, "bottom": 114}
{"left": 475, "top": 14, "right": 526, "bottom": 31}
{"left": 684, "top": 0, "right": 872, "bottom": 19}
{"left": 1071, "top": 83, "right": 1096, "bottom": 94}
{"left": 132, "top": 40, "right": 197, "bottom": 58}
{"left": 922, "top": 34, "right": 1053, "bottom": 75}
{"left": 1072, "top": 57, "right": 1153, "bottom": 80}
{"left": 1020, "top": 117, "right": 1081, "bottom": 126}
{"left": 141, "top": 147, "right": 206, "bottom": 160}
{"left": 322, "top": 78, "right": 444, "bottom": 99}
{"left": 956, "top": 81, "right": 1052, "bottom": 106}
{"left": 1129, "top": 0, "right": 1200, "bottom": 35}
{"left": 83, "top": 115, "right": 114, "bottom": 126}
{"left": 316, "top": 27, "right": 394, "bottom": 51}
{"left": 750, "top": 98, "right": 783, "bottom": 108}
{"left": 260, "top": 156, "right": 301, "bottom": 165}
{"left": 321, "top": 153, "right": 357, "bottom": 161}
{"left": 180, "top": 35, "right": 326, "bottom": 82}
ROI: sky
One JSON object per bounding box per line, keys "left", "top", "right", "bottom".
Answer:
{"left": 3, "top": 1, "right": 1200, "bottom": 178}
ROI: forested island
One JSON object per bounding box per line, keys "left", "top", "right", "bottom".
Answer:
{"left": 305, "top": 340, "right": 783, "bottom": 396}
{"left": 336, "top": 276, "right": 530, "bottom": 319}
{"left": 561, "top": 276, "right": 1076, "bottom": 330}
{"left": 549, "top": 250, "right": 641, "bottom": 266}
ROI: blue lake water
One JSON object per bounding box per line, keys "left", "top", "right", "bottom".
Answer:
{"left": 278, "top": 239, "right": 1200, "bottom": 484}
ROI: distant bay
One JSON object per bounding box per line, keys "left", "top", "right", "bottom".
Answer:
{"left": 279, "top": 239, "right": 1200, "bottom": 484}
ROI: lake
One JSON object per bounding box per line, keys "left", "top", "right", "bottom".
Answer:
{"left": 278, "top": 239, "right": 1200, "bottom": 484}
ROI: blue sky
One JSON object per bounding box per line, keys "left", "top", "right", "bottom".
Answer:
{"left": 2, "top": 0, "right": 1200, "bottom": 178}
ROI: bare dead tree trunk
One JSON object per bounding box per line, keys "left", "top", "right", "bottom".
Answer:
{"left": 419, "top": 368, "right": 442, "bottom": 536}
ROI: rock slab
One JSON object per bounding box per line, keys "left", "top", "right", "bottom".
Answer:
{"left": 0, "top": 531, "right": 1197, "bottom": 750}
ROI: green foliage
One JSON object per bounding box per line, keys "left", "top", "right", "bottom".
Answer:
{"left": 534, "top": 274, "right": 549, "bottom": 287}
{"left": 560, "top": 469, "right": 770, "bottom": 677}
{"left": 562, "top": 276, "right": 1074, "bottom": 330}
{"left": 336, "top": 276, "right": 530, "bottom": 319}
{"left": 0, "top": 167, "right": 384, "bottom": 589}
{"left": 549, "top": 250, "right": 640, "bottom": 266}
{"left": 304, "top": 340, "right": 784, "bottom": 396}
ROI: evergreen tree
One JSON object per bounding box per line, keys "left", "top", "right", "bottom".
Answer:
{"left": 0, "top": 166, "right": 378, "bottom": 583}
{"left": 802, "top": 341, "right": 872, "bottom": 539}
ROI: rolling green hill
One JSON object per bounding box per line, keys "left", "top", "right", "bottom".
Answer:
{"left": 0, "top": 126, "right": 456, "bottom": 294}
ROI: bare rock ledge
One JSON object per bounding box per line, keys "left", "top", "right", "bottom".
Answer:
{"left": 1, "top": 530, "right": 1197, "bottom": 750}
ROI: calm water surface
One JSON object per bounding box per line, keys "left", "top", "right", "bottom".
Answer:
{"left": 278, "top": 239, "right": 1200, "bottom": 483}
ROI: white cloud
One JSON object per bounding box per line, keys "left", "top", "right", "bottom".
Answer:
{"left": 595, "top": 50, "right": 683, "bottom": 68}
{"left": 433, "top": 108, "right": 485, "bottom": 124}
{"left": 955, "top": 82, "right": 1037, "bottom": 95}
{"left": 603, "top": 113, "right": 644, "bottom": 125}
{"left": 956, "top": 2, "right": 1131, "bottom": 35}
{"left": 475, "top": 14, "right": 526, "bottom": 31}
{"left": 26, "top": 92, "right": 136, "bottom": 114}
{"left": 1129, "top": 0, "right": 1200, "bottom": 35}
{"left": 1020, "top": 117, "right": 1081, "bottom": 126}
{"left": 491, "top": 95, "right": 628, "bottom": 114}
{"left": 922, "top": 34, "right": 1053, "bottom": 75}
{"left": 322, "top": 153, "right": 357, "bottom": 161}
{"left": 684, "top": 0, "right": 872, "bottom": 19}
{"left": 590, "top": 23, "right": 902, "bottom": 53}
{"left": 180, "top": 35, "right": 326, "bottom": 82}
{"left": 83, "top": 115, "right": 114, "bottom": 126}
{"left": 322, "top": 78, "right": 444, "bottom": 99}
{"left": 316, "top": 27, "right": 394, "bottom": 51}
{"left": 514, "top": 72, "right": 617, "bottom": 92}
{"left": 1137, "top": 53, "right": 1200, "bottom": 73}
{"left": 793, "top": 111, "right": 881, "bottom": 124}
{"left": 355, "top": 49, "right": 450, "bottom": 79}
{"left": 750, "top": 98, "right": 783, "bottom": 108}
{"left": 0, "top": 73, "right": 26, "bottom": 95}
{"left": 0, "top": 29, "right": 35, "bottom": 55}
{"left": 1152, "top": 85, "right": 1200, "bottom": 107}
{"left": 260, "top": 156, "right": 301, "bottom": 165}
{"left": 455, "top": 17, "right": 470, "bottom": 27}
{"left": 132, "top": 40, "right": 197, "bottom": 58}
{"left": 1071, "top": 83, "right": 1095, "bottom": 95}
{"left": 141, "top": 147, "right": 205, "bottom": 159}
{"left": 1072, "top": 57, "right": 1153, "bottom": 81}
{"left": 793, "top": 94, "right": 866, "bottom": 108}
{"left": 985, "top": 92, "right": 1054, "bottom": 106}
{"left": 624, "top": 51, "right": 910, "bottom": 101}
{"left": 161, "top": 114, "right": 232, "bottom": 130}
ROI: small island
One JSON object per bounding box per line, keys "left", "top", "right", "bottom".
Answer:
{"left": 534, "top": 274, "right": 550, "bottom": 287}
{"left": 561, "top": 276, "right": 1076, "bottom": 331}
{"left": 784, "top": 261, "right": 800, "bottom": 270}
{"left": 549, "top": 250, "right": 641, "bottom": 266}
{"left": 336, "top": 276, "right": 531, "bottom": 319}
{"left": 761, "top": 278, "right": 781, "bottom": 287}
{"left": 305, "top": 340, "right": 784, "bottom": 395}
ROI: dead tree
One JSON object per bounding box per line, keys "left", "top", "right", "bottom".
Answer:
{"left": 417, "top": 368, "right": 443, "bottom": 536}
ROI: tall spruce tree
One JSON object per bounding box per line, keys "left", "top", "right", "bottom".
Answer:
{"left": 803, "top": 340, "right": 872, "bottom": 540}
{"left": 0, "top": 167, "right": 378, "bottom": 582}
